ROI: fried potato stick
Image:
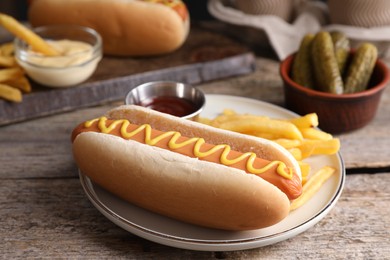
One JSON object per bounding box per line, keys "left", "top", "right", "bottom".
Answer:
{"left": 0, "top": 83, "right": 22, "bottom": 102}
{"left": 0, "top": 13, "right": 60, "bottom": 56}
{"left": 0, "top": 67, "right": 24, "bottom": 82}
{"left": 4, "top": 76, "right": 31, "bottom": 93}
{"left": 290, "top": 166, "right": 335, "bottom": 210}
{"left": 0, "top": 55, "right": 17, "bottom": 67}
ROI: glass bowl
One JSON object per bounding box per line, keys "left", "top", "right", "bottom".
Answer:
{"left": 14, "top": 24, "right": 102, "bottom": 88}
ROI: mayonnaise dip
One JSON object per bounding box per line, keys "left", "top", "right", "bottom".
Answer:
{"left": 16, "top": 39, "right": 102, "bottom": 87}
{"left": 28, "top": 40, "right": 94, "bottom": 67}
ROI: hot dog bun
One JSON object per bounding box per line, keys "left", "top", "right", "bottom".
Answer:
{"left": 28, "top": 0, "right": 190, "bottom": 56}
{"left": 72, "top": 105, "right": 302, "bottom": 231}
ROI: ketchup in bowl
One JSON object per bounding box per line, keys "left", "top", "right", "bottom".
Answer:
{"left": 125, "top": 81, "right": 206, "bottom": 120}
{"left": 140, "top": 96, "right": 197, "bottom": 117}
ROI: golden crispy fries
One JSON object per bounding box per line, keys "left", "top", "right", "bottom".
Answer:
{"left": 288, "top": 113, "right": 319, "bottom": 128}
{"left": 274, "top": 138, "right": 301, "bottom": 149}
{"left": 0, "top": 40, "right": 32, "bottom": 102}
{"left": 209, "top": 114, "right": 269, "bottom": 127}
{"left": 290, "top": 166, "right": 335, "bottom": 211}
{"left": 197, "top": 109, "right": 341, "bottom": 210}
{"left": 4, "top": 76, "right": 31, "bottom": 93}
{"left": 300, "top": 127, "right": 333, "bottom": 140}
{"left": 298, "top": 161, "right": 311, "bottom": 185}
{"left": 244, "top": 131, "right": 281, "bottom": 140}
{"left": 0, "top": 55, "right": 17, "bottom": 67}
{"left": 0, "top": 42, "right": 14, "bottom": 56}
{"left": 288, "top": 147, "right": 302, "bottom": 161}
{"left": 299, "top": 139, "right": 340, "bottom": 159}
{"left": 0, "top": 13, "right": 60, "bottom": 56}
{"left": 0, "top": 67, "right": 24, "bottom": 82}
{"left": 222, "top": 108, "right": 237, "bottom": 116}
{"left": 216, "top": 116, "right": 304, "bottom": 140}
{"left": 0, "top": 83, "right": 22, "bottom": 102}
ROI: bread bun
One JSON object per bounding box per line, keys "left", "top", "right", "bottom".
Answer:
{"left": 28, "top": 0, "right": 190, "bottom": 56}
{"left": 72, "top": 105, "right": 302, "bottom": 230}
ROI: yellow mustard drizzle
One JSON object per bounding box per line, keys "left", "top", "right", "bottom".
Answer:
{"left": 84, "top": 117, "right": 293, "bottom": 180}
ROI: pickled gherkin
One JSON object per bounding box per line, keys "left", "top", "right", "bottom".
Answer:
{"left": 311, "top": 31, "right": 344, "bottom": 94}
{"left": 344, "top": 43, "right": 378, "bottom": 93}
{"left": 292, "top": 34, "right": 315, "bottom": 88}
{"left": 330, "top": 31, "right": 350, "bottom": 75}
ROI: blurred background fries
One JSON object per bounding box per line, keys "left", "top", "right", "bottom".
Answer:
{"left": 0, "top": 12, "right": 39, "bottom": 103}
{"left": 0, "top": 13, "right": 59, "bottom": 56}
{"left": 197, "top": 109, "right": 340, "bottom": 210}
{"left": 0, "top": 41, "right": 31, "bottom": 103}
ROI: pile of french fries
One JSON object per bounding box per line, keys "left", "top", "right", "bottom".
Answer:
{"left": 0, "top": 12, "right": 61, "bottom": 103}
{"left": 0, "top": 42, "right": 31, "bottom": 102}
{"left": 198, "top": 109, "right": 340, "bottom": 211}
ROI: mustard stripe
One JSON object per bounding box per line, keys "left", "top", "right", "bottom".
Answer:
{"left": 85, "top": 117, "right": 293, "bottom": 180}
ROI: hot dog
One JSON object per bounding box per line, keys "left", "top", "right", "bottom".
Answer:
{"left": 28, "top": 0, "right": 190, "bottom": 56}
{"left": 71, "top": 105, "right": 302, "bottom": 231}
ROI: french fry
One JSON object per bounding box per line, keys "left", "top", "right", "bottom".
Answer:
{"left": 290, "top": 166, "right": 335, "bottom": 210}
{"left": 0, "top": 13, "right": 60, "bottom": 56}
{"left": 298, "top": 161, "right": 311, "bottom": 185}
{"left": 222, "top": 109, "right": 237, "bottom": 116}
{"left": 4, "top": 76, "right": 31, "bottom": 93}
{"left": 216, "top": 117, "right": 304, "bottom": 140}
{"left": 288, "top": 113, "right": 319, "bottom": 128}
{"left": 0, "top": 42, "right": 14, "bottom": 56}
{"left": 288, "top": 147, "right": 302, "bottom": 161}
{"left": 299, "top": 138, "right": 340, "bottom": 158}
{"left": 244, "top": 131, "right": 280, "bottom": 140}
{"left": 0, "top": 55, "right": 17, "bottom": 67}
{"left": 0, "top": 83, "right": 22, "bottom": 102}
{"left": 0, "top": 67, "right": 24, "bottom": 82}
{"left": 300, "top": 127, "right": 333, "bottom": 140}
{"left": 274, "top": 138, "right": 301, "bottom": 149}
{"left": 210, "top": 114, "right": 269, "bottom": 128}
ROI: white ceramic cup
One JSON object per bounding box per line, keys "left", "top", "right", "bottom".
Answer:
{"left": 234, "top": 0, "right": 294, "bottom": 21}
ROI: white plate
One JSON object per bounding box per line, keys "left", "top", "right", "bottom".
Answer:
{"left": 79, "top": 94, "right": 345, "bottom": 251}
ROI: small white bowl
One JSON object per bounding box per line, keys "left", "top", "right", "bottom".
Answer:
{"left": 14, "top": 25, "right": 102, "bottom": 88}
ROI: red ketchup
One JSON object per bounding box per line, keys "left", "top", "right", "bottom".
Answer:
{"left": 140, "top": 96, "right": 197, "bottom": 117}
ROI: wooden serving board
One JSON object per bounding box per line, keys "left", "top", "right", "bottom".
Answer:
{"left": 0, "top": 25, "right": 255, "bottom": 126}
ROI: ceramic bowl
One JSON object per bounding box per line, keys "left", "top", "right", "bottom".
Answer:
{"left": 125, "top": 81, "right": 206, "bottom": 120}
{"left": 280, "top": 53, "right": 390, "bottom": 134}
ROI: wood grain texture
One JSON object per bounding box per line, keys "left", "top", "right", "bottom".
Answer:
{"left": 1, "top": 174, "right": 388, "bottom": 259}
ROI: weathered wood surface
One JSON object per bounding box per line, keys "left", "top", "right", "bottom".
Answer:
{"left": 1, "top": 173, "right": 388, "bottom": 259}
{"left": 1, "top": 24, "right": 390, "bottom": 258}
{"left": 0, "top": 26, "right": 254, "bottom": 125}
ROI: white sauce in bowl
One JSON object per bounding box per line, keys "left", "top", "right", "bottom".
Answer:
{"left": 16, "top": 39, "right": 102, "bottom": 87}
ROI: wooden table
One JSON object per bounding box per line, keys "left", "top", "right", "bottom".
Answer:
{"left": 1, "top": 24, "right": 389, "bottom": 259}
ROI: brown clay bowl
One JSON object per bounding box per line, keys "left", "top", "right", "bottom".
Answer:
{"left": 280, "top": 53, "right": 389, "bottom": 134}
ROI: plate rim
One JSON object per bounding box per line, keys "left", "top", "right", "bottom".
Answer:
{"left": 78, "top": 94, "right": 346, "bottom": 251}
